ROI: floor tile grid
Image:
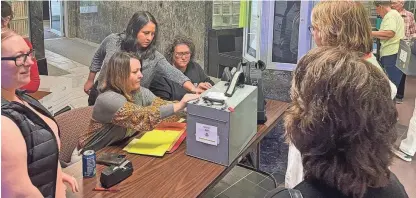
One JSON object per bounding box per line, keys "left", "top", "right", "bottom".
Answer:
{"left": 244, "top": 175, "right": 273, "bottom": 192}
{"left": 214, "top": 170, "right": 253, "bottom": 198}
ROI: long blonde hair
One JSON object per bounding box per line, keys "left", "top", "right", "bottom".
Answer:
{"left": 100, "top": 51, "right": 139, "bottom": 102}
{"left": 311, "top": 1, "right": 373, "bottom": 54}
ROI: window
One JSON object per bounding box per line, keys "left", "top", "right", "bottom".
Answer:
{"left": 212, "top": 1, "right": 240, "bottom": 29}
{"left": 271, "top": 1, "right": 301, "bottom": 64}
{"left": 242, "top": 1, "right": 313, "bottom": 71}
{"left": 246, "top": 0, "right": 259, "bottom": 59}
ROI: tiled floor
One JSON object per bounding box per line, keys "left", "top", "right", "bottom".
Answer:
{"left": 43, "top": 50, "right": 90, "bottom": 109}
{"left": 47, "top": 38, "right": 415, "bottom": 197}
{"left": 203, "top": 165, "right": 283, "bottom": 198}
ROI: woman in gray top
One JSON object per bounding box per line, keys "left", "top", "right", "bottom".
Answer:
{"left": 79, "top": 51, "right": 199, "bottom": 152}
{"left": 83, "top": 11, "right": 203, "bottom": 106}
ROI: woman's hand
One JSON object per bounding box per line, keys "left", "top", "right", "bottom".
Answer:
{"left": 197, "top": 82, "right": 212, "bottom": 90}
{"left": 174, "top": 94, "right": 200, "bottom": 112}
{"left": 84, "top": 80, "right": 94, "bottom": 95}
{"left": 62, "top": 173, "right": 79, "bottom": 193}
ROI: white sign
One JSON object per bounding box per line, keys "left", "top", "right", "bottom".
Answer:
{"left": 196, "top": 123, "right": 219, "bottom": 146}
{"left": 80, "top": 6, "right": 98, "bottom": 14}
{"left": 400, "top": 49, "right": 408, "bottom": 63}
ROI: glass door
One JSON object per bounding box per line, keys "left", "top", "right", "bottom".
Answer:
{"left": 50, "top": 0, "right": 64, "bottom": 36}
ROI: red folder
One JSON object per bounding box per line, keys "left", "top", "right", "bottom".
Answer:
{"left": 154, "top": 122, "right": 187, "bottom": 153}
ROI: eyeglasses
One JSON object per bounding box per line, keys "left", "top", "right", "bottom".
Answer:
{"left": 308, "top": 26, "right": 314, "bottom": 33}
{"left": 175, "top": 52, "right": 191, "bottom": 58}
{"left": 1, "top": 49, "right": 35, "bottom": 67}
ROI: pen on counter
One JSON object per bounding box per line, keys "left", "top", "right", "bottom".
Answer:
{"left": 93, "top": 187, "right": 120, "bottom": 192}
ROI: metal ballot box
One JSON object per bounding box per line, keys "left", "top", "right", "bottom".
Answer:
{"left": 186, "top": 81, "right": 258, "bottom": 166}
{"left": 396, "top": 39, "right": 416, "bottom": 76}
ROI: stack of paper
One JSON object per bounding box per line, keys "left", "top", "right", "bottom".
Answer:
{"left": 123, "top": 123, "right": 187, "bottom": 157}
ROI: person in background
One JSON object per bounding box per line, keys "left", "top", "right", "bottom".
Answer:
{"left": 1, "top": 1, "right": 40, "bottom": 93}
{"left": 149, "top": 36, "right": 214, "bottom": 101}
{"left": 394, "top": 41, "right": 416, "bottom": 162}
{"left": 372, "top": 1, "right": 405, "bottom": 100}
{"left": 1, "top": 29, "right": 78, "bottom": 198}
{"left": 285, "top": 1, "right": 397, "bottom": 189}
{"left": 79, "top": 51, "right": 199, "bottom": 152}
{"left": 391, "top": 0, "right": 416, "bottom": 103}
{"left": 84, "top": 11, "right": 203, "bottom": 106}
{"left": 269, "top": 46, "right": 407, "bottom": 198}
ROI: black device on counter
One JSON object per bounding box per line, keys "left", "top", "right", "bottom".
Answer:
{"left": 100, "top": 160, "right": 133, "bottom": 188}
{"left": 222, "top": 60, "right": 267, "bottom": 124}
{"left": 96, "top": 153, "right": 127, "bottom": 166}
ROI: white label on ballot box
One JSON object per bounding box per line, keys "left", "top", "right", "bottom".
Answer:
{"left": 400, "top": 49, "right": 408, "bottom": 63}
{"left": 196, "top": 123, "right": 219, "bottom": 146}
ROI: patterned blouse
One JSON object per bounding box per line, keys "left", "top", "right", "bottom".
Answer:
{"left": 79, "top": 88, "right": 183, "bottom": 152}
{"left": 399, "top": 9, "right": 416, "bottom": 39}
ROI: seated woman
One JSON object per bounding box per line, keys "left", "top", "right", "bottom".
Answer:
{"left": 84, "top": 12, "right": 203, "bottom": 106}
{"left": 269, "top": 47, "right": 407, "bottom": 198}
{"left": 1, "top": 28, "right": 77, "bottom": 197}
{"left": 149, "top": 36, "right": 214, "bottom": 101}
{"left": 79, "top": 51, "right": 199, "bottom": 152}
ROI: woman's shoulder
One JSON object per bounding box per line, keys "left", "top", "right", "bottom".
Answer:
{"left": 153, "top": 50, "right": 166, "bottom": 60}
{"left": 96, "top": 91, "right": 127, "bottom": 108}
{"left": 102, "top": 33, "right": 123, "bottom": 46}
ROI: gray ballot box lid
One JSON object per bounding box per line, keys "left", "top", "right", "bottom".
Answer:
{"left": 396, "top": 39, "right": 416, "bottom": 76}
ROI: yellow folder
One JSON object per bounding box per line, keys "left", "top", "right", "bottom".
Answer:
{"left": 123, "top": 130, "right": 180, "bottom": 157}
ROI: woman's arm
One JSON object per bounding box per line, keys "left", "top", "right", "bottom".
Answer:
{"left": 372, "top": 30, "right": 395, "bottom": 40}
{"left": 149, "top": 75, "right": 174, "bottom": 101}
{"left": 156, "top": 57, "right": 202, "bottom": 93}
{"left": 195, "top": 62, "right": 215, "bottom": 85}
{"left": 111, "top": 99, "right": 183, "bottom": 132}
{"left": 85, "top": 35, "right": 113, "bottom": 93}
{"left": 1, "top": 116, "right": 44, "bottom": 198}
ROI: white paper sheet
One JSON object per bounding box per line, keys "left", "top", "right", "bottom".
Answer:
{"left": 195, "top": 123, "right": 219, "bottom": 146}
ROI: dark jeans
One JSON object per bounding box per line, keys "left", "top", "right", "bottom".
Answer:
{"left": 381, "top": 54, "right": 403, "bottom": 89}
{"left": 397, "top": 74, "right": 406, "bottom": 99}
{"left": 88, "top": 81, "right": 99, "bottom": 106}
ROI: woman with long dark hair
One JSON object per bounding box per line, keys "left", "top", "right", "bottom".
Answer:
{"left": 84, "top": 11, "right": 203, "bottom": 105}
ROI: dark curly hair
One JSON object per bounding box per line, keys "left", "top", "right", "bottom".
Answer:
{"left": 164, "top": 35, "right": 195, "bottom": 65}
{"left": 285, "top": 46, "right": 398, "bottom": 198}
{"left": 120, "top": 11, "right": 158, "bottom": 60}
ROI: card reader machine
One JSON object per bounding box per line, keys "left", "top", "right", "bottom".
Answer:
{"left": 186, "top": 71, "right": 258, "bottom": 166}
{"left": 222, "top": 60, "right": 267, "bottom": 124}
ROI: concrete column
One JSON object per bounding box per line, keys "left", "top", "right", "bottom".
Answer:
{"left": 28, "top": 1, "right": 47, "bottom": 75}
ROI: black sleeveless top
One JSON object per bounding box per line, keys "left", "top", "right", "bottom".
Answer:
{"left": 1, "top": 90, "right": 59, "bottom": 198}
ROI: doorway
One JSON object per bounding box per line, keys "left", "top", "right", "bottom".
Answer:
{"left": 43, "top": 0, "right": 64, "bottom": 39}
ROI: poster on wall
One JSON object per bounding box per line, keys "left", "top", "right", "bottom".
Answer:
{"left": 80, "top": 1, "right": 98, "bottom": 14}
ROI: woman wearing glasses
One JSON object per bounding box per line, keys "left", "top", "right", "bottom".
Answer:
{"left": 1, "top": 1, "right": 40, "bottom": 93}
{"left": 149, "top": 36, "right": 214, "bottom": 101}
{"left": 1, "top": 29, "right": 78, "bottom": 197}
{"left": 286, "top": 1, "right": 398, "bottom": 189}
{"left": 84, "top": 11, "right": 204, "bottom": 106}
